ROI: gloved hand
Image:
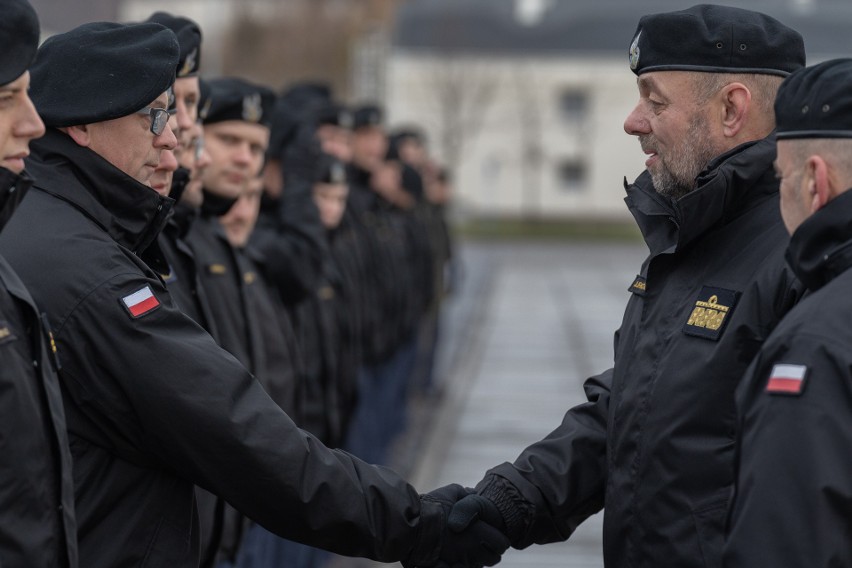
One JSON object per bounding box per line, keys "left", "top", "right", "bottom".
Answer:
{"left": 281, "top": 124, "right": 322, "bottom": 189}
{"left": 422, "top": 484, "right": 510, "bottom": 568}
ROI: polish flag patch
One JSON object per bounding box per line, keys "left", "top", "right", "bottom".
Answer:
{"left": 765, "top": 363, "right": 808, "bottom": 395}
{"left": 121, "top": 285, "right": 161, "bottom": 318}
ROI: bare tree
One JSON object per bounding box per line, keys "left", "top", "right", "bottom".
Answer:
{"left": 222, "top": 0, "right": 402, "bottom": 97}
{"left": 512, "top": 63, "right": 543, "bottom": 220}
{"left": 417, "top": 10, "right": 499, "bottom": 183}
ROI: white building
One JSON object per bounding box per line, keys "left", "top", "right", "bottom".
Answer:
{"left": 379, "top": 0, "right": 852, "bottom": 220}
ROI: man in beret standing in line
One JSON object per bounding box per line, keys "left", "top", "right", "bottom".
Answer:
{"left": 430, "top": 5, "right": 807, "bottom": 568}
{"left": 187, "top": 77, "right": 275, "bottom": 380}
{"left": 0, "top": 20, "right": 509, "bottom": 568}
{"left": 723, "top": 57, "right": 852, "bottom": 567}
{"left": 0, "top": 0, "right": 77, "bottom": 566}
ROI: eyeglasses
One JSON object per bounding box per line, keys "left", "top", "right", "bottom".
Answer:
{"left": 136, "top": 106, "right": 176, "bottom": 136}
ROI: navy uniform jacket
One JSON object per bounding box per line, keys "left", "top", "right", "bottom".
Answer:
{"left": 290, "top": 248, "right": 359, "bottom": 447}
{"left": 475, "top": 136, "right": 804, "bottom": 568}
{"left": 158, "top": 203, "right": 219, "bottom": 339}
{"left": 240, "top": 246, "right": 301, "bottom": 418}
{"left": 724, "top": 189, "right": 852, "bottom": 567}
{"left": 0, "top": 129, "right": 443, "bottom": 568}
{"left": 0, "top": 168, "right": 77, "bottom": 568}
{"left": 186, "top": 212, "right": 258, "bottom": 374}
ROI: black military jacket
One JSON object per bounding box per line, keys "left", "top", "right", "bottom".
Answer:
{"left": 724, "top": 189, "right": 852, "bottom": 567}
{"left": 345, "top": 174, "right": 410, "bottom": 364}
{"left": 0, "top": 129, "right": 443, "bottom": 567}
{"left": 0, "top": 167, "right": 77, "bottom": 568}
{"left": 158, "top": 203, "right": 219, "bottom": 338}
{"left": 186, "top": 213, "right": 259, "bottom": 374}
{"left": 249, "top": 179, "right": 326, "bottom": 308}
{"left": 478, "top": 136, "right": 804, "bottom": 568}
{"left": 240, "top": 246, "right": 301, "bottom": 418}
{"left": 291, "top": 248, "right": 359, "bottom": 447}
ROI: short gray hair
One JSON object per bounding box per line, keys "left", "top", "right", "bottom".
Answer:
{"left": 690, "top": 72, "right": 784, "bottom": 122}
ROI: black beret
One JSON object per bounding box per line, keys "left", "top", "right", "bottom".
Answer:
{"left": 316, "top": 102, "right": 352, "bottom": 129}
{"left": 629, "top": 4, "right": 805, "bottom": 77}
{"left": 386, "top": 129, "right": 424, "bottom": 161}
{"left": 282, "top": 82, "right": 332, "bottom": 111}
{"left": 776, "top": 59, "right": 852, "bottom": 140}
{"left": 352, "top": 104, "right": 383, "bottom": 130}
{"left": 29, "top": 22, "right": 179, "bottom": 127}
{"left": 203, "top": 77, "right": 276, "bottom": 128}
{"left": 146, "top": 12, "right": 202, "bottom": 78}
{"left": 280, "top": 82, "right": 352, "bottom": 128}
{"left": 315, "top": 153, "right": 348, "bottom": 185}
{"left": 0, "top": 0, "right": 39, "bottom": 86}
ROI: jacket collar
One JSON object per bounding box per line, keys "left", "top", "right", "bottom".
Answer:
{"left": 625, "top": 134, "right": 778, "bottom": 256}
{"left": 786, "top": 188, "right": 852, "bottom": 291}
{"left": 0, "top": 166, "right": 33, "bottom": 231}
{"left": 27, "top": 128, "right": 173, "bottom": 255}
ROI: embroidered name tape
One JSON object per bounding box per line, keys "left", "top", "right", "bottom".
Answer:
{"left": 683, "top": 286, "right": 740, "bottom": 340}
{"left": 121, "top": 285, "right": 161, "bottom": 318}
{"left": 765, "top": 363, "right": 808, "bottom": 395}
{"left": 628, "top": 275, "right": 647, "bottom": 296}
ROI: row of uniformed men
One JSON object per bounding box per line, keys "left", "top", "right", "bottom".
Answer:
{"left": 0, "top": 2, "right": 473, "bottom": 568}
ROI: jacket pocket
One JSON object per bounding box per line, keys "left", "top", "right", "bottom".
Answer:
{"left": 690, "top": 489, "right": 731, "bottom": 568}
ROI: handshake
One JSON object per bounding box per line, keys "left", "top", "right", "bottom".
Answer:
{"left": 406, "top": 483, "right": 512, "bottom": 568}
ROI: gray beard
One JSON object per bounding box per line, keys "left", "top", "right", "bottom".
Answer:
{"left": 647, "top": 114, "right": 719, "bottom": 200}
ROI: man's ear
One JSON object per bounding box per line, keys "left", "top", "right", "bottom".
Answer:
{"left": 62, "top": 124, "right": 92, "bottom": 147}
{"left": 718, "top": 82, "right": 751, "bottom": 138}
{"left": 805, "top": 155, "right": 831, "bottom": 214}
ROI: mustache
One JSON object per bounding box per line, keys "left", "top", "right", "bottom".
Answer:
{"left": 638, "top": 134, "right": 659, "bottom": 154}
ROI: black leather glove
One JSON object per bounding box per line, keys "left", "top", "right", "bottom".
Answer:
{"left": 421, "top": 484, "right": 510, "bottom": 568}
{"left": 281, "top": 124, "right": 322, "bottom": 188}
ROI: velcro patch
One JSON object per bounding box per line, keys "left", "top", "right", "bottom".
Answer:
{"left": 683, "top": 286, "right": 740, "bottom": 340}
{"left": 628, "top": 275, "right": 647, "bottom": 296}
{"left": 765, "top": 363, "right": 808, "bottom": 396}
{"left": 121, "top": 285, "right": 161, "bottom": 318}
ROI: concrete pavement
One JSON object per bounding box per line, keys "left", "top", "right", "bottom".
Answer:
{"left": 408, "top": 239, "right": 646, "bottom": 568}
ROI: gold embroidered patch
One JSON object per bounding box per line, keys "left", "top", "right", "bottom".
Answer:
{"left": 628, "top": 275, "right": 647, "bottom": 296}
{"left": 318, "top": 286, "right": 335, "bottom": 300}
{"left": 683, "top": 286, "right": 740, "bottom": 341}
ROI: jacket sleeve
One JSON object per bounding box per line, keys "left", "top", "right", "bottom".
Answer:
{"left": 56, "top": 272, "right": 443, "bottom": 564}
{"left": 477, "top": 367, "right": 612, "bottom": 549}
{"left": 723, "top": 332, "right": 852, "bottom": 568}
{"left": 249, "top": 180, "right": 327, "bottom": 306}
{"left": 249, "top": 129, "right": 328, "bottom": 306}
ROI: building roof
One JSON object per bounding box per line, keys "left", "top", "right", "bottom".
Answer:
{"left": 393, "top": 0, "right": 852, "bottom": 58}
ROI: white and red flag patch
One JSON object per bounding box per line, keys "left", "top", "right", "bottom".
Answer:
{"left": 765, "top": 363, "right": 808, "bottom": 395}
{"left": 121, "top": 285, "right": 161, "bottom": 318}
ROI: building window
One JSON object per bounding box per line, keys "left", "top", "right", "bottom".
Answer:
{"left": 556, "top": 158, "right": 587, "bottom": 192}
{"left": 557, "top": 90, "right": 588, "bottom": 124}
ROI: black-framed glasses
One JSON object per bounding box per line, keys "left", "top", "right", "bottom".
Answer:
{"left": 136, "top": 106, "right": 176, "bottom": 136}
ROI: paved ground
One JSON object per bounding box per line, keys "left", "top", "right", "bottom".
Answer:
{"left": 405, "top": 239, "right": 646, "bottom": 568}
